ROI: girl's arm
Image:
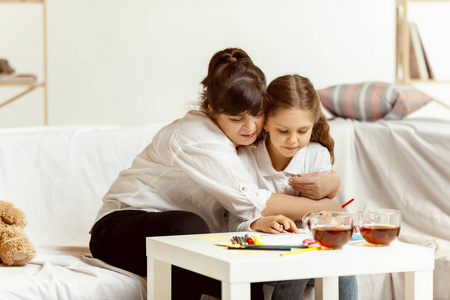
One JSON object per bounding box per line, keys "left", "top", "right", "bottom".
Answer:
{"left": 288, "top": 170, "right": 340, "bottom": 199}
{"left": 229, "top": 188, "right": 342, "bottom": 232}
{"left": 250, "top": 215, "right": 299, "bottom": 234}
{"left": 262, "top": 192, "right": 342, "bottom": 221}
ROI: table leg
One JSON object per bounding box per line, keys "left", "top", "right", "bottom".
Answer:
{"left": 147, "top": 258, "right": 171, "bottom": 300}
{"left": 221, "top": 282, "right": 250, "bottom": 300}
{"left": 405, "top": 270, "right": 433, "bottom": 300}
{"left": 315, "top": 277, "right": 338, "bottom": 300}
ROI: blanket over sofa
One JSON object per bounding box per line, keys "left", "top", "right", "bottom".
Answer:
{"left": 0, "top": 116, "right": 448, "bottom": 299}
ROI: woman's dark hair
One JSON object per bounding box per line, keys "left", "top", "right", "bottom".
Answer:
{"left": 266, "top": 74, "right": 335, "bottom": 164}
{"left": 200, "top": 48, "right": 267, "bottom": 117}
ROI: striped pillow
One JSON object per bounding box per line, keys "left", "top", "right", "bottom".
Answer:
{"left": 318, "top": 82, "right": 432, "bottom": 121}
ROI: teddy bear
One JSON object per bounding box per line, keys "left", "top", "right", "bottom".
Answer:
{"left": 0, "top": 59, "right": 15, "bottom": 74}
{"left": 0, "top": 200, "right": 36, "bottom": 266}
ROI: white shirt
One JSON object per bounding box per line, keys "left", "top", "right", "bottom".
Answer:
{"left": 93, "top": 110, "right": 271, "bottom": 232}
{"left": 238, "top": 139, "right": 332, "bottom": 197}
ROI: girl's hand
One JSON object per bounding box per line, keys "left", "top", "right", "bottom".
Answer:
{"left": 250, "top": 215, "right": 299, "bottom": 234}
{"left": 288, "top": 171, "right": 340, "bottom": 199}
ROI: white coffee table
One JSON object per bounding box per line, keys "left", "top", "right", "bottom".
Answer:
{"left": 146, "top": 232, "right": 434, "bottom": 300}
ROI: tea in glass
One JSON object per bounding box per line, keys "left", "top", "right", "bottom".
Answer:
{"left": 302, "top": 212, "right": 354, "bottom": 249}
{"left": 313, "top": 226, "right": 353, "bottom": 248}
{"left": 358, "top": 209, "right": 401, "bottom": 246}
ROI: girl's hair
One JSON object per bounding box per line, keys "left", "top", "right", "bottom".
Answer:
{"left": 266, "top": 74, "right": 335, "bottom": 164}
{"left": 200, "top": 48, "right": 267, "bottom": 117}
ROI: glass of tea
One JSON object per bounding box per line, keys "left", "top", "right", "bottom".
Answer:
{"left": 358, "top": 209, "right": 401, "bottom": 246}
{"left": 302, "top": 212, "right": 354, "bottom": 249}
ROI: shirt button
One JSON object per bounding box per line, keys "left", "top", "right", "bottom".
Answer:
{"left": 241, "top": 187, "right": 247, "bottom": 191}
{"left": 224, "top": 212, "right": 229, "bottom": 217}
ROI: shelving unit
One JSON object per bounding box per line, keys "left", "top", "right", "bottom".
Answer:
{"left": 396, "top": 0, "right": 450, "bottom": 85}
{"left": 0, "top": 0, "right": 48, "bottom": 125}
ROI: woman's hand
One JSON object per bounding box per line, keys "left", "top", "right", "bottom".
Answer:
{"left": 288, "top": 170, "right": 340, "bottom": 200}
{"left": 250, "top": 215, "right": 299, "bottom": 234}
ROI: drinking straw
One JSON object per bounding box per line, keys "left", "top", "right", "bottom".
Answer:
{"left": 341, "top": 198, "right": 354, "bottom": 208}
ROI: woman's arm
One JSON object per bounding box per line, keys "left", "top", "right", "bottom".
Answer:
{"left": 262, "top": 192, "right": 342, "bottom": 221}
{"left": 288, "top": 170, "right": 340, "bottom": 200}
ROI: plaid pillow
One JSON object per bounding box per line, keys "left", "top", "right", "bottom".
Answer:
{"left": 318, "top": 82, "right": 432, "bottom": 121}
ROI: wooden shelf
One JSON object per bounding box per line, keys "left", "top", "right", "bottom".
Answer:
{"left": 411, "top": 79, "right": 450, "bottom": 84}
{"left": 0, "top": 0, "right": 48, "bottom": 124}
{"left": 0, "top": 82, "right": 43, "bottom": 87}
{"left": 0, "top": 83, "right": 45, "bottom": 109}
{"left": 407, "top": 0, "right": 449, "bottom": 2}
{"left": 396, "top": 0, "right": 450, "bottom": 85}
{"left": 0, "top": 0, "right": 43, "bottom": 3}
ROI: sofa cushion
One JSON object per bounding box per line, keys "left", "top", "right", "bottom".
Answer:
{"left": 318, "top": 82, "right": 432, "bottom": 121}
{"left": 0, "top": 246, "right": 147, "bottom": 300}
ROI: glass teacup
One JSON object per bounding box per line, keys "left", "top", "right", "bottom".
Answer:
{"left": 358, "top": 209, "right": 401, "bottom": 246}
{"left": 302, "top": 211, "right": 354, "bottom": 249}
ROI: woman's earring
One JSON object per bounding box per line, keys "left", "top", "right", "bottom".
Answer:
{"left": 207, "top": 104, "right": 216, "bottom": 120}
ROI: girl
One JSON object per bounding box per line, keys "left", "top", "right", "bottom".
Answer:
{"left": 89, "top": 49, "right": 341, "bottom": 299}
{"left": 238, "top": 74, "right": 335, "bottom": 199}
{"left": 238, "top": 74, "right": 357, "bottom": 299}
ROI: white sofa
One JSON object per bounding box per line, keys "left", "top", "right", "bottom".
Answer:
{"left": 0, "top": 124, "right": 165, "bottom": 300}
{"left": 0, "top": 111, "right": 449, "bottom": 299}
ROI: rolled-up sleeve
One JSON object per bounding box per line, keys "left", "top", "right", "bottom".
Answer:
{"left": 228, "top": 214, "right": 258, "bottom": 232}
{"left": 171, "top": 141, "right": 271, "bottom": 223}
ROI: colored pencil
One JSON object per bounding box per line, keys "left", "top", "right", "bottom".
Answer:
{"left": 228, "top": 246, "right": 291, "bottom": 251}
{"left": 280, "top": 247, "right": 321, "bottom": 256}
{"left": 245, "top": 245, "right": 308, "bottom": 249}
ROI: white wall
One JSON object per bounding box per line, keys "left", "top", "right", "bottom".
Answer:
{"left": 408, "top": 2, "right": 450, "bottom": 80}
{"left": 407, "top": 1, "right": 450, "bottom": 115}
{"left": 0, "top": 3, "right": 45, "bottom": 127}
{"left": 1, "top": 0, "right": 400, "bottom": 127}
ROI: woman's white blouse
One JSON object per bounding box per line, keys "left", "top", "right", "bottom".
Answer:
{"left": 238, "top": 139, "right": 332, "bottom": 196}
{"left": 94, "top": 110, "right": 272, "bottom": 232}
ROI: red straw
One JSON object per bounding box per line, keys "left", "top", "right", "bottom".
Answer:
{"left": 341, "top": 198, "right": 354, "bottom": 208}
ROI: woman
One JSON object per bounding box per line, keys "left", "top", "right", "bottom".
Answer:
{"left": 89, "top": 48, "right": 341, "bottom": 299}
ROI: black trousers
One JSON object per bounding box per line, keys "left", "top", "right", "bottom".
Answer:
{"left": 89, "top": 210, "right": 264, "bottom": 300}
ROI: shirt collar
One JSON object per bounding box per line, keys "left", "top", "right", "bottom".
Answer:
{"left": 256, "top": 140, "right": 277, "bottom": 176}
{"left": 284, "top": 147, "right": 306, "bottom": 175}
{"left": 257, "top": 139, "right": 307, "bottom": 176}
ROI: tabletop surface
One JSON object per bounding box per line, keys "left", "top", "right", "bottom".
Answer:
{"left": 147, "top": 231, "right": 434, "bottom": 283}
